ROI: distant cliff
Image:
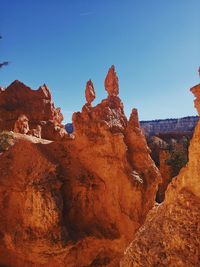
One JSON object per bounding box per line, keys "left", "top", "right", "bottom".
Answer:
{"left": 140, "top": 116, "right": 199, "bottom": 137}
{"left": 66, "top": 116, "right": 199, "bottom": 136}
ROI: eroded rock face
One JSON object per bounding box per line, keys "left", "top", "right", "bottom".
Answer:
{"left": 125, "top": 109, "right": 161, "bottom": 215}
{"left": 14, "top": 114, "right": 30, "bottom": 134}
{"left": 85, "top": 79, "right": 96, "bottom": 105}
{"left": 140, "top": 116, "right": 198, "bottom": 137}
{"left": 191, "top": 83, "right": 200, "bottom": 115}
{"left": 156, "top": 150, "right": 172, "bottom": 203}
{"left": 104, "top": 65, "right": 119, "bottom": 96}
{"left": 0, "top": 66, "right": 160, "bottom": 266}
{"left": 0, "top": 80, "right": 67, "bottom": 140}
{"left": 121, "top": 84, "right": 200, "bottom": 267}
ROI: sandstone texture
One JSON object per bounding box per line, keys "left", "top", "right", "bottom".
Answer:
{"left": 191, "top": 84, "right": 200, "bottom": 115}
{"left": 85, "top": 79, "right": 96, "bottom": 105}
{"left": 104, "top": 65, "right": 119, "bottom": 96}
{"left": 14, "top": 114, "right": 29, "bottom": 134}
{"left": 121, "top": 83, "right": 200, "bottom": 267}
{"left": 0, "top": 80, "right": 67, "bottom": 140}
{"left": 0, "top": 67, "right": 160, "bottom": 266}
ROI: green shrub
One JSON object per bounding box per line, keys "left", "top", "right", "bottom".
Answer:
{"left": 166, "top": 148, "right": 188, "bottom": 177}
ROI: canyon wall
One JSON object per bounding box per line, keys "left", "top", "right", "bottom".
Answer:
{"left": 0, "top": 66, "right": 160, "bottom": 267}
{"left": 140, "top": 116, "right": 198, "bottom": 137}
{"left": 121, "top": 83, "right": 200, "bottom": 267}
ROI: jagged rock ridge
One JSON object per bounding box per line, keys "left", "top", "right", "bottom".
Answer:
{"left": 0, "top": 66, "right": 160, "bottom": 267}
{"left": 0, "top": 80, "right": 67, "bottom": 140}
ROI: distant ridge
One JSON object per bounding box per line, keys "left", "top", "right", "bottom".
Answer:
{"left": 140, "top": 116, "right": 199, "bottom": 136}
{"left": 140, "top": 115, "right": 199, "bottom": 123}
{"left": 65, "top": 116, "right": 199, "bottom": 136}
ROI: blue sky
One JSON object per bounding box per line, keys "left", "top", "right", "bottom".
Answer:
{"left": 0, "top": 0, "right": 200, "bottom": 122}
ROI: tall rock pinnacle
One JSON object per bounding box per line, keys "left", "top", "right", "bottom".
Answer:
{"left": 104, "top": 65, "right": 119, "bottom": 97}
{"left": 85, "top": 80, "right": 96, "bottom": 105}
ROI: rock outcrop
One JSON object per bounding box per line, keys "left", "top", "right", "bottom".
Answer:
{"left": 0, "top": 66, "right": 160, "bottom": 267}
{"left": 191, "top": 84, "right": 200, "bottom": 115}
{"left": 104, "top": 65, "right": 119, "bottom": 96}
{"left": 85, "top": 79, "right": 96, "bottom": 105}
{"left": 14, "top": 114, "right": 29, "bottom": 134}
{"left": 0, "top": 80, "right": 67, "bottom": 140}
{"left": 121, "top": 83, "right": 200, "bottom": 267}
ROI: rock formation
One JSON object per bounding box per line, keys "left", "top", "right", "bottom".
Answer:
{"left": 125, "top": 109, "right": 161, "bottom": 214}
{"left": 0, "top": 80, "right": 67, "bottom": 140}
{"left": 0, "top": 66, "right": 160, "bottom": 267}
{"left": 14, "top": 114, "right": 30, "bottom": 134}
{"left": 140, "top": 116, "right": 198, "bottom": 137}
{"left": 121, "top": 83, "right": 200, "bottom": 267}
{"left": 29, "top": 124, "right": 42, "bottom": 138}
{"left": 85, "top": 79, "right": 96, "bottom": 105}
{"left": 104, "top": 65, "right": 119, "bottom": 96}
{"left": 191, "top": 84, "right": 200, "bottom": 115}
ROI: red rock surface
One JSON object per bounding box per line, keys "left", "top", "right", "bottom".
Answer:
{"left": 191, "top": 83, "right": 200, "bottom": 115}
{"left": 85, "top": 79, "right": 96, "bottom": 105}
{"left": 121, "top": 83, "right": 200, "bottom": 267}
{"left": 104, "top": 65, "right": 119, "bottom": 96}
{"left": 0, "top": 80, "right": 67, "bottom": 140}
{"left": 14, "top": 114, "right": 29, "bottom": 134}
{"left": 125, "top": 109, "right": 161, "bottom": 215}
{"left": 0, "top": 66, "right": 160, "bottom": 266}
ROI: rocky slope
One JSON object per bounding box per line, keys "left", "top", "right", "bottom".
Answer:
{"left": 121, "top": 83, "right": 200, "bottom": 267}
{"left": 0, "top": 81, "right": 67, "bottom": 140}
{"left": 0, "top": 66, "right": 160, "bottom": 267}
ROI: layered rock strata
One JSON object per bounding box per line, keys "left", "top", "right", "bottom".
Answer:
{"left": 141, "top": 116, "right": 198, "bottom": 137}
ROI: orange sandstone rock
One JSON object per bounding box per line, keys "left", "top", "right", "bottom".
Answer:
{"left": 0, "top": 67, "right": 160, "bottom": 267}
{"left": 0, "top": 80, "right": 67, "bottom": 140}
{"left": 29, "top": 124, "right": 42, "bottom": 138}
{"left": 104, "top": 65, "right": 119, "bottom": 96}
{"left": 85, "top": 79, "right": 96, "bottom": 105}
{"left": 125, "top": 108, "right": 161, "bottom": 216}
{"left": 121, "top": 83, "right": 200, "bottom": 267}
{"left": 14, "top": 114, "right": 29, "bottom": 134}
{"left": 191, "top": 83, "right": 200, "bottom": 115}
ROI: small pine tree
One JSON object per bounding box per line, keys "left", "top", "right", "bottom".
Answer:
{"left": 166, "top": 146, "right": 188, "bottom": 177}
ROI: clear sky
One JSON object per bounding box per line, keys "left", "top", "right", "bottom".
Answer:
{"left": 0, "top": 0, "right": 200, "bottom": 122}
